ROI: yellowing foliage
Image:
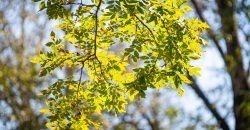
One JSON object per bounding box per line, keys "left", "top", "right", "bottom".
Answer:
{"left": 32, "top": 0, "right": 208, "bottom": 129}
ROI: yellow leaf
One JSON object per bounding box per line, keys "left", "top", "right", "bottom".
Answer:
{"left": 71, "top": 37, "right": 76, "bottom": 44}
{"left": 183, "top": 5, "right": 192, "bottom": 11}
{"left": 177, "top": 73, "right": 192, "bottom": 84}
{"left": 155, "top": 80, "right": 163, "bottom": 91}
{"left": 30, "top": 57, "right": 40, "bottom": 63}
{"left": 95, "top": 105, "right": 102, "bottom": 114}
{"left": 200, "top": 22, "right": 210, "bottom": 29}
{"left": 128, "top": 90, "right": 138, "bottom": 101}
{"left": 123, "top": 55, "right": 129, "bottom": 61}
{"left": 64, "top": 33, "right": 72, "bottom": 39}
{"left": 37, "top": 92, "right": 43, "bottom": 97}
{"left": 189, "top": 67, "right": 201, "bottom": 76}
{"left": 120, "top": 62, "right": 129, "bottom": 67}
{"left": 39, "top": 108, "right": 50, "bottom": 114}
{"left": 178, "top": 87, "right": 184, "bottom": 96}
{"left": 156, "top": 83, "right": 161, "bottom": 91}
{"left": 45, "top": 122, "right": 55, "bottom": 128}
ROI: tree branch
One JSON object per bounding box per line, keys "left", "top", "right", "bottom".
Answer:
{"left": 94, "top": 0, "right": 102, "bottom": 56}
{"left": 247, "top": 61, "right": 250, "bottom": 79}
{"left": 189, "top": 3, "right": 231, "bottom": 128}
{"left": 76, "top": 64, "right": 84, "bottom": 106}
{"left": 142, "top": 112, "right": 158, "bottom": 130}
{"left": 120, "top": 113, "right": 142, "bottom": 130}
{"left": 134, "top": 15, "right": 158, "bottom": 46}
{"left": 189, "top": 76, "right": 230, "bottom": 130}
{"left": 64, "top": 2, "right": 96, "bottom": 7}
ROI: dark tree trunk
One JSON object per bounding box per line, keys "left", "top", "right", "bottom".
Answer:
{"left": 216, "top": 0, "right": 250, "bottom": 129}
{"left": 190, "top": 0, "right": 250, "bottom": 129}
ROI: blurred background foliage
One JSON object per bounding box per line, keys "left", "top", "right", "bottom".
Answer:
{"left": 0, "top": 0, "right": 250, "bottom": 130}
{"left": 0, "top": 0, "right": 47, "bottom": 129}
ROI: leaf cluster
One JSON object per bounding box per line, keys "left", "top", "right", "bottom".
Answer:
{"left": 32, "top": 0, "right": 208, "bottom": 129}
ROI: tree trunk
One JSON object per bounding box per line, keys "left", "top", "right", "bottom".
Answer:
{"left": 216, "top": 0, "right": 250, "bottom": 129}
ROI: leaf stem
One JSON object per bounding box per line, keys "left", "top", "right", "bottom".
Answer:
{"left": 76, "top": 64, "right": 84, "bottom": 106}
{"left": 94, "top": 0, "right": 103, "bottom": 56}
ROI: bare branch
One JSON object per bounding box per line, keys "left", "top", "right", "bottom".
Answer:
{"left": 189, "top": 76, "right": 230, "bottom": 130}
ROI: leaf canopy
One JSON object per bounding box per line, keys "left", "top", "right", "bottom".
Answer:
{"left": 32, "top": 0, "right": 208, "bottom": 129}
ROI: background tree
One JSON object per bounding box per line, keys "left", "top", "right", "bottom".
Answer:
{"left": 0, "top": 0, "right": 48, "bottom": 129}
{"left": 188, "top": 0, "right": 250, "bottom": 130}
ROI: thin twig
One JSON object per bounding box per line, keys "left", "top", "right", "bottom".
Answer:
{"left": 78, "top": 54, "right": 95, "bottom": 62}
{"left": 93, "top": 0, "right": 107, "bottom": 80}
{"left": 122, "top": 1, "right": 157, "bottom": 45}
{"left": 65, "top": 2, "right": 96, "bottom": 7}
{"left": 134, "top": 15, "right": 158, "bottom": 46}
{"left": 94, "top": 0, "right": 103, "bottom": 55}
{"left": 76, "top": 65, "right": 84, "bottom": 105}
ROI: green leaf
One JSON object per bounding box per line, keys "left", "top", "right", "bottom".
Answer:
{"left": 132, "top": 56, "right": 137, "bottom": 62}
{"left": 137, "top": 7, "right": 144, "bottom": 14}
{"left": 134, "top": 51, "right": 139, "bottom": 58}
{"left": 125, "top": 48, "right": 133, "bottom": 52}
{"left": 114, "top": 65, "right": 121, "bottom": 71}
{"left": 50, "top": 31, "right": 55, "bottom": 41}
{"left": 45, "top": 42, "right": 54, "bottom": 47}
{"left": 39, "top": 1, "right": 46, "bottom": 11}
{"left": 39, "top": 69, "right": 47, "bottom": 77}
